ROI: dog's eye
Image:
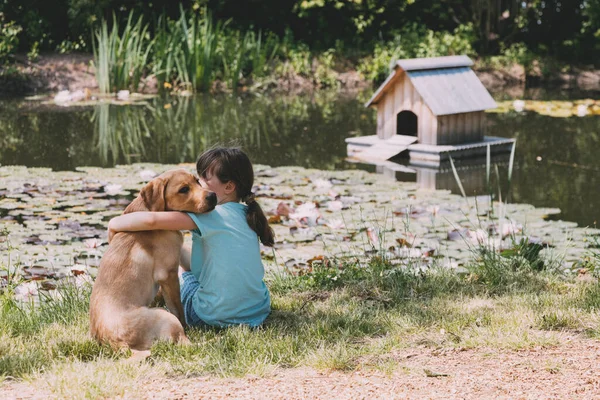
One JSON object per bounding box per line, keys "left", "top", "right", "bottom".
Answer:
{"left": 178, "top": 186, "right": 190, "bottom": 194}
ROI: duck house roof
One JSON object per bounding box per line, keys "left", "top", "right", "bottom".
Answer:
{"left": 365, "top": 55, "right": 497, "bottom": 116}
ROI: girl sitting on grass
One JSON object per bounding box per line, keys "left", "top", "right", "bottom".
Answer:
{"left": 108, "top": 147, "right": 274, "bottom": 327}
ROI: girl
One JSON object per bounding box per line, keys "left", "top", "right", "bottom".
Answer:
{"left": 107, "top": 147, "right": 274, "bottom": 327}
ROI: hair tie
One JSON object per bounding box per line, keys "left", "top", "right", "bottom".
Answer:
{"left": 243, "top": 192, "right": 256, "bottom": 205}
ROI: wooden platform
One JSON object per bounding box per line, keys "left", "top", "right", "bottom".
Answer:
{"left": 346, "top": 135, "right": 515, "bottom": 168}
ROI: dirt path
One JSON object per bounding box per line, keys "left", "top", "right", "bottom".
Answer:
{"left": 2, "top": 336, "right": 600, "bottom": 399}
{"left": 142, "top": 338, "right": 600, "bottom": 399}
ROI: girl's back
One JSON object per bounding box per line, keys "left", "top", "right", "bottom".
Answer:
{"left": 186, "top": 202, "right": 270, "bottom": 326}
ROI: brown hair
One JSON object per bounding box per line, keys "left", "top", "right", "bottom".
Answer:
{"left": 196, "top": 146, "right": 275, "bottom": 246}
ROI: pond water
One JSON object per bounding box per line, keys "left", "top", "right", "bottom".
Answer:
{"left": 1, "top": 88, "right": 599, "bottom": 227}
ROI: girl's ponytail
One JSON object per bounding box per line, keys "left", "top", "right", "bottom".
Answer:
{"left": 243, "top": 193, "right": 274, "bottom": 246}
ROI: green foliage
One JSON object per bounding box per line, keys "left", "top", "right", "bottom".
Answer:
{"left": 92, "top": 12, "right": 153, "bottom": 93}
{"left": 481, "top": 42, "right": 536, "bottom": 73}
{"left": 314, "top": 49, "right": 339, "bottom": 88}
{"left": 219, "top": 30, "right": 250, "bottom": 91}
{"left": 173, "top": 7, "right": 224, "bottom": 91}
{"left": 357, "top": 23, "right": 477, "bottom": 84}
{"left": 468, "top": 242, "right": 552, "bottom": 292}
{"left": 153, "top": 7, "right": 264, "bottom": 92}
{"left": 0, "top": 0, "right": 599, "bottom": 66}
{"left": 280, "top": 42, "right": 312, "bottom": 77}
{"left": 246, "top": 31, "right": 279, "bottom": 79}
{"left": 578, "top": 234, "right": 600, "bottom": 278}
{"left": 356, "top": 41, "right": 402, "bottom": 83}
{"left": 27, "top": 41, "right": 40, "bottom": 62}
{"left": 56, "top": 35, "right": 89, "bottom": 54}
{"left": 0, "top": 12, "right": 22, "bottom": 65}
{"left": 499, "top": 238, "right": 546, "bottom": 271}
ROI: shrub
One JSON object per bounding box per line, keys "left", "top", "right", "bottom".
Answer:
{"left": 358, "top": 23, "right": 477, "bottom": 84}
{"left": 482, "top": 42, "right": 536, "bottom": 73}
{"left": 0, "top": 12, "right": 22, "bottom": 65}
{"left": 314, "top": 49, "right": 339, "bottom": 88}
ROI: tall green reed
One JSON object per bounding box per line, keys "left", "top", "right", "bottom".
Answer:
{"left": 96, "top": 7, "right": 288, "bottom": 93}
{"left": 151, "top": 7, "right": 281, "bottom": 91}
{"left": 151, "top": 7, "right": 224, "bottom": 91}
{"left": 247, "top": 31, "right": 280, "bottom": 79}
{"left": 92, "top": 12, "right": 153, "bottom": 93}
{"left": 220, "top": 30, "right": 250, "bottom": 90}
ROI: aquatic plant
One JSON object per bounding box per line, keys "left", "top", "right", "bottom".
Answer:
{"left": 246, "top": 31, "right": 280, "bottom": 79}
{"left": 151, "top": 7, "right": 225, "bottom": 91}
{"left": 219, "top": 30, "right": 250, "bottom": 91}
{"left": 92, "top": 12, "right": 153, "bottom": 93}
{"left": 152, "top": 7, "right": 281, "bottom": 92}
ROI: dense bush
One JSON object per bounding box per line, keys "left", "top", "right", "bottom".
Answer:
{"left": 0, "top": 13, "right": 22, "bottom": 64}
{"left": 357, "top": 23, "right": 477, "bottom": 83}
{"left": 1, "top": 0, "right": 599, "bottom": 65}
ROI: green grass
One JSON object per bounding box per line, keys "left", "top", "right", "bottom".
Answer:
{"left": 2, "top": 251, "right": 600, "bottom": 397}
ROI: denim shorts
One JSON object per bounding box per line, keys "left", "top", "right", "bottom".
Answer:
{"left": 179, "top": 271, "right": 207, "bottom": 327}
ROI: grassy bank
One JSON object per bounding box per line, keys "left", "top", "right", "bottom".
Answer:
{"left": 2, "top": 250, "right": 600, "bottom": 397}
{"left": 86, "top": 8, "right": 570, "bottom": 95}
{"left": 2, "top": 1, "right": 598, "bottom": 97}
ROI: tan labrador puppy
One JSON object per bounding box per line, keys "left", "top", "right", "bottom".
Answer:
{"left": 90, "top": 169, "right": 216, "bottom": 351}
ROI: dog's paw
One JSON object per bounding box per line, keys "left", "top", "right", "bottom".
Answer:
{"left": 128, "top": 349, "right": 152, "bottom": 362}
{"left": 178, "top": 335, "right": 192, "bottom": 346}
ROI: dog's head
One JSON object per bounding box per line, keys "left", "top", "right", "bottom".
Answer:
{"left": 140, "top": 169, "right": 217, "bottom": 213}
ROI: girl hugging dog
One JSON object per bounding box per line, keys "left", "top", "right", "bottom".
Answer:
{"left": 108, "top": 147, "right": 274, "bottom": 328}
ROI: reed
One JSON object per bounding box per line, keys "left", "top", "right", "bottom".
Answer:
{"left": 220, "top": 30, "right": 250, "bottom": 90}
{"left": 152, "top": 15, "right": 177, "bottom": 90}
{"left": 92, "top": 12, "right": 152, "bottom": 93}
{"left": 96, "top": 8, "right": 293, "bottom": 92}
{"left": 92, "top": 19, "right": 114, "bottom": 94}
{"left": 151, "top": 7, "right": 224, "bottom": 91}
{"left": 171, "top": 7, "right": 224, "bottom": 91}
{"left": 246, "top": 31, "right": 280, "bottom": 79}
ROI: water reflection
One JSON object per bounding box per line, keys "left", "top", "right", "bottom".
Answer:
{"left": 373, "top": 155, "right": 512, "bottom": 195}
{"left": 487, "top": 111, "right": 600, "bottom": 227}
{"left": 1, "top": 89, "right": 600, "bottom": 226}
{"left": 0, "top": 92, "right": 376, "bottom": 171}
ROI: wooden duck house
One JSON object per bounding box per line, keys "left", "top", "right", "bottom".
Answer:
{"left": 347, "top": 55, "right": 514, "bottom": 166}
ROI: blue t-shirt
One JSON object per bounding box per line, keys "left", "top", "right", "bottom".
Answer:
{"left": 186, "top": 202, "right": 270, "bottom": 327}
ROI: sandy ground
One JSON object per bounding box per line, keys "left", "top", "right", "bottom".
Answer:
{"left": 3, "top": 53, "right": 97, "bottom": 94}
{"left": 2, "top": 334, "right": 600, "bottom": 399}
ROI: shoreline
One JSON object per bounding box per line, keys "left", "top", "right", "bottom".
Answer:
{"left": 2, "top": 53, "right": 600, "bottom": 98}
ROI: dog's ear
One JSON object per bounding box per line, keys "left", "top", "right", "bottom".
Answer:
{"left": 140, "top": 178, "right": 166, "bottom": 211}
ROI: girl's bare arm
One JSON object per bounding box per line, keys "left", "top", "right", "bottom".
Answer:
{"left": 179, "top": 244, "right": 192, "bottom": 272}
{"left": 107, "top": 212, "right": 197, "bottom": 242}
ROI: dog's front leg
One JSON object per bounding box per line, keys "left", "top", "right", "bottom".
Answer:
{"left": 158, "top": 271, "right": 187, "bottom": 328}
